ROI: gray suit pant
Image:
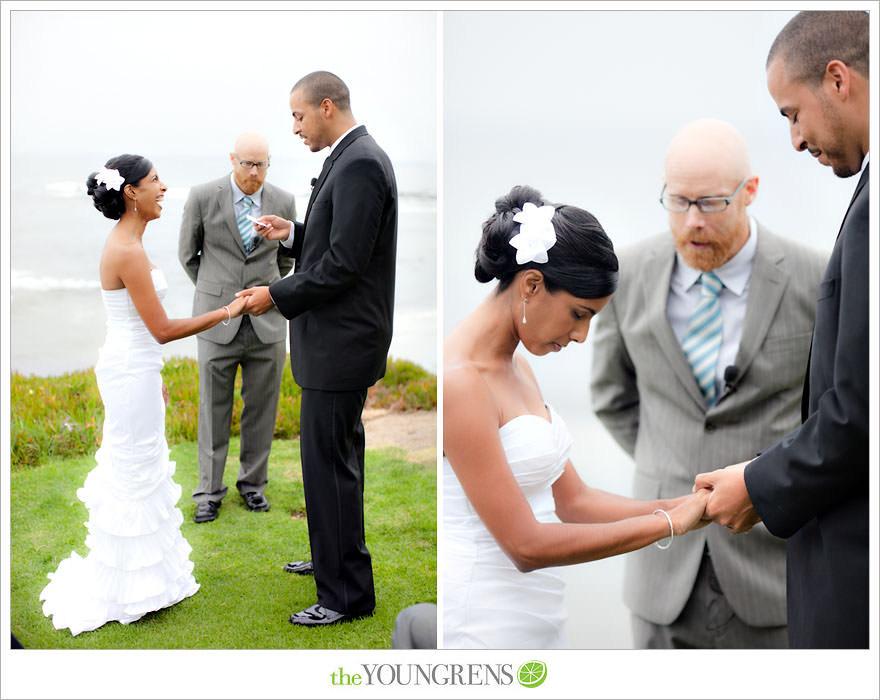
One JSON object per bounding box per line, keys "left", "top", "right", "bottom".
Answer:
{"left": 192, "top": 316, "right": 285, "bottom": 505}
{"left": 632, "top": 547, "right": 788, "bottom": 649}
{"left": 391, "top": 603, "right": 437, "bottom": 649}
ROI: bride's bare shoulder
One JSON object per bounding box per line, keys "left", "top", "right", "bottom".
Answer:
{"left": 444, "top": 360, "right": 492, "bottom": 406}
{"left": 100, "top": 231, "right": 148, "bottom": 288}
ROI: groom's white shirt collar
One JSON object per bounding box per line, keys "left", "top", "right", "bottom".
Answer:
{"left": 328, "top": 123, "right": 360, "bottom": 156}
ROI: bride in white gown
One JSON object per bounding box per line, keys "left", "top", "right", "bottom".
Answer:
{"left": 40, "top": 155, "right": 247, "bottom": 636}
{"left": 443, "top": 186, "right": 710, "bottom": 649}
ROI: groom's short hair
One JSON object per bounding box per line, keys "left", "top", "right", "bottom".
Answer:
{"left": 291, "top": 71, "right": 352, "bottom": 113}
{"left": 767, "top": 11, "right": 869, "bottom": 85}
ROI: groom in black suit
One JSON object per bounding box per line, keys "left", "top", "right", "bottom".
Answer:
{"left": 695, "top": 11, "right": 869, "bottom": 648}
{"left": 240, "top": 71, "right": 397, "bottom": 626}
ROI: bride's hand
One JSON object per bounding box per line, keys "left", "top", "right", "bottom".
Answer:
{"left": 162, "top": 383, "right": 169, "bottom": 406}
{"left": 668, "top": 489, "right": 711, "bottom": 535}
{"left": 225, "top": 296, "right": 248, "bottom": 319}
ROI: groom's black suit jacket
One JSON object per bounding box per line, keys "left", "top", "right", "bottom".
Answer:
{"left": 269, "top": 125, "right": 398, "bottom": 391}
{"left": 745, "top": 164, "right": 869, "bottom": 648}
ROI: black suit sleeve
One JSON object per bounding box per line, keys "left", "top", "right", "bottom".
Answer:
{"left": 744, "top": 190, "right": 868, "bottom": 538}
{"left": 275, "top": 197, "right": 297, "bottom": 277}
{"left": 272, "top": 156, "right": 389, "bottom": 319}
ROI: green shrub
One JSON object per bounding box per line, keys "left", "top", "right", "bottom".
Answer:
{"left": 10, "top": 356, "right": 435, "bottom": 469}
{"left": 368, "top": 358, "right": 437, "bottom": 411}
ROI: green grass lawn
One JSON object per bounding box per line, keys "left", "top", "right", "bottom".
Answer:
{"left": 11, "top": 437, "right": 436, "bottom": 649}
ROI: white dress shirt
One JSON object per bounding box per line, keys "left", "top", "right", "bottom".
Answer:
{"left": 667, "top": 217, "right": 758, "bottom": 398}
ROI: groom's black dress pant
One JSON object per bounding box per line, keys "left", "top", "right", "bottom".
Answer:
{"left": 299, "top": 387, "right": 375, "bottom": 616}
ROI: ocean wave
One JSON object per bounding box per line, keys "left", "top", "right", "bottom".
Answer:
{"left": 11, "top": 270, "right": 101, "bottom": 291}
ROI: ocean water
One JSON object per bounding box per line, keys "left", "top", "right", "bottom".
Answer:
{"left": 10, "top": 153, "right": 436, "bottom": 377}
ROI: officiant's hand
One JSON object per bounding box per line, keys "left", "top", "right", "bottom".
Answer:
{"left": 236, "top": 286, "right": 275, "bottom": 316}
{"left": 252, "top": 215, "right": 291, "bottom": 241}
{"left": 694, "top": 461, "right": 761, "bottom": 534}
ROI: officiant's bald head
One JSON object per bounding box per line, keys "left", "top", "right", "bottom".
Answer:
{"left": 229, "top": 131, "right": 270, "bottom": 195}
{"left": 661, "top": 119, "right": 759, "bottom": 272}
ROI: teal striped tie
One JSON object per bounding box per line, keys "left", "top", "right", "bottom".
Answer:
{"left": 237, "top": 195, "right": 255, "bottom": 253}
{"left": 681, "top": 271, "right": 723, "bottom": 405}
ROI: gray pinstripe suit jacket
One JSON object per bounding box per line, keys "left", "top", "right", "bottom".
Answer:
{"left": 590, "top": 223, "right": 827, "bottom": 626}
{"left": 178, "top": 175, "right": 297, "bottom": 345}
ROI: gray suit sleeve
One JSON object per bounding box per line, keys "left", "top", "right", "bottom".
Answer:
{"left": 590, "top": 295, "right": 640, "bottom": 456}
{"left": 179, "top": 187, "right": 204, "bottom": 284}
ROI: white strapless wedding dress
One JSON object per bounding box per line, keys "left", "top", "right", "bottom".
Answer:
{"left": 442, "top": 404, "right": 573, "bottom": 648}
{"left": 40, "top": 268, "right": 199, "bottom": 636}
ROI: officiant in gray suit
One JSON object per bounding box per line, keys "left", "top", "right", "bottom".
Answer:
{"left": 179, "top": 131, "right": 297, "bottom": 523}
{"left": 590, "top": 119, "right": 827, "bottom": 648}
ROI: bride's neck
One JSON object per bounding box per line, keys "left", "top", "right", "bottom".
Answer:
{"left": 117, "top": 212, "right": 147, "bottom": 241}
{"left": 455, "top": 291, "right": 521, "bottom": 364}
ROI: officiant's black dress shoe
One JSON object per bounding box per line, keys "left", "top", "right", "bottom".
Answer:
{"left": 289, "top": 603, "right": 371, "bottom": 627}
{"left": 194, "top": 501, "right": 219, "bottom": 523}
{"left": 243, "top": 492, "right": 270, "bottom": 512}
{"left": 284, "top": 559, "right": 314, "bottom": 575}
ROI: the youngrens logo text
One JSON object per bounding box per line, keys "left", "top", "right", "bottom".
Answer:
{"left": 329, "top": 661, "right": 547, "bottom": 688}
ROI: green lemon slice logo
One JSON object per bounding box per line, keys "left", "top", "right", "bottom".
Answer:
{"left": 517, "top": 660, "right": 547, "bottom": 688}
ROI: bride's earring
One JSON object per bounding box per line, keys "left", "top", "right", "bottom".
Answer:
{"left": 133, "top": 198, "right": 137, "bottom": 213}
{"left": 522, "top": 297, "right": 527, "bottom": 325}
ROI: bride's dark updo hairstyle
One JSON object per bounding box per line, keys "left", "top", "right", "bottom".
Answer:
{"left": 475, "top": 184, "right": 619, "bottom": 299}
{"left": 86, "top": 154, "right": 153, "bottom": 220}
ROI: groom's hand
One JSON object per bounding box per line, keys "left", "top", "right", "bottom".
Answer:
{"left": 253, "top": 214, "right": 292, "bottom": 241}
{"left": 236, "top": 286, "right": 275, "bottom": 316}
{"left": 694, "top": 461, "right": 760, "bottom": 534}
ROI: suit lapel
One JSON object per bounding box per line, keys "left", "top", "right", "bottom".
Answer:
{"left": 733, "top": 225, "right": 787, "bottom": 381}
{"left": 838, "top": 162, "right": 869, "bottom": 236}
{"left": 642, "top": 242, "right": 707, "bottom": 408}
{"left": 303, "top": 125, "right": 369, "bottom": 227}
{"left": 303, "top": 156, "right": 333, "bottom": 223}
{"left": 217, "top": 177, "right": 247, "bottom": 255}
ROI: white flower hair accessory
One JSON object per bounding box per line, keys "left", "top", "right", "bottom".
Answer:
{"left": 509, "top": 202, "right": 557, "bottom": 264}
{"left": 96, "top": 167, "right": 125, "bottom": 191}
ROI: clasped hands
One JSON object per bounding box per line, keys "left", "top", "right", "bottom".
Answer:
{"left": 692, "top": 460, "right": 761, "bottom": 534}
{"left": 233, "top": 215, "right": 294, "bottom": 316}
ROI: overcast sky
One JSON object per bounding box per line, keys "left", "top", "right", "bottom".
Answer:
{"left": 9, "top": 9, "right": 437, "bottom": 164}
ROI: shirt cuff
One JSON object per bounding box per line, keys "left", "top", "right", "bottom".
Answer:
{"left": 280, "top": 226, "right": 295, "bottom": 248}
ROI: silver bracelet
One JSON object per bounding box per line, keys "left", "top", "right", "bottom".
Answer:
{"left": 221, "top": 305, "right": 231, "bottom": 326}
{"left": 653, "top": 508, "right": 674, "bottom": 550}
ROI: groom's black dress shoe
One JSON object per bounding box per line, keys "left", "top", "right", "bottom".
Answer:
{"left": 289, "top": 603, "right": 371, "bottom": 626}
{"left": 194, "top": 501, "right": 219, "bottom": 523}
{"left": 243, "top": 492, "right": 270, "bottom": 512}
{"left": 284, "top": 559, "right": 314, "bottom": 575}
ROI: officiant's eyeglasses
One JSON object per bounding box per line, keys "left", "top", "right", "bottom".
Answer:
{"left": 237, "top": 159, "right": 271, "bottom": 170}
{"left": 659, "top": 177, "right": 748, "bottom": 213}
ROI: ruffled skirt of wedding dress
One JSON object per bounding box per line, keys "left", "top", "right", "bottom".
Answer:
{"left": 39, "top": 324, "right": 199, "bottom": 636}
